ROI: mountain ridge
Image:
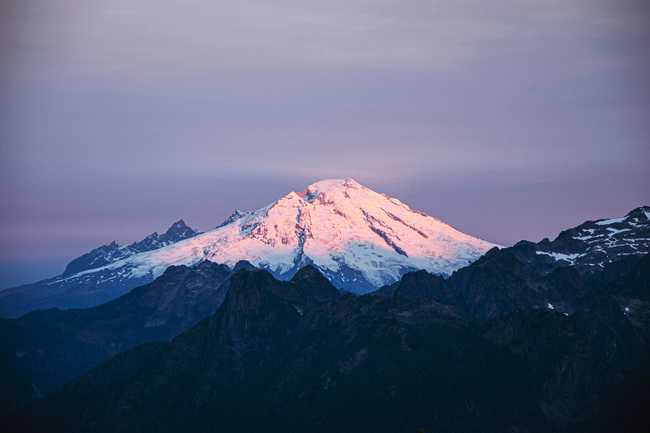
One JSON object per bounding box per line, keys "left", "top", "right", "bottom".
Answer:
{"left": 62, "top": 219, "right": 200, "bottom": 276}
{"left": 0, "top": 180, "right": 646, "bottom": 320}
{"left": 0, "top": 179, "right": 495, "bottom": 317}
{"left": 9, "top": 252, "right": 649, "bottom": 433}
{"left": 1, "top": 206, "right": 648, "bottom": 430}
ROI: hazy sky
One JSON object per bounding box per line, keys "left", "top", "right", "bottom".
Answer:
{"left": 1, "top": 0, "right": 649, "bottom": 287}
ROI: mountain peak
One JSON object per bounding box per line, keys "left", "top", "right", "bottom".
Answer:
{"left": 233, "top": 260, "right": 257, "bottom": 272}
{"left": 291, "top": 265, "right": 332, "bottom": 286}
{"left": 52, "top": 180, "right": 497, "bottom": 297}
{"left": 168, "top": 219, "right": 188, "bottom": 229}
{"left": 305, "top": 178, "right": 362, "bottom": 193}
{"left": 626, "top": 206, "right": 650, "bottom": 220}
{"left": 164, "top": 219, "right": 197, "bottom": 236}
{"left": 127, "top": 219, "right": 198, "bottom": 253}
{"left": 61, "top": 241, "right": 122, "bottom": 276}
{"left": 225, "top": 269, "right": 282, "bottom": 311}
{"left": 534, "top": 205, "right": 650, "bottom": 271}
{"left": 217, "top": 210, "right": 251, "bottom": 228}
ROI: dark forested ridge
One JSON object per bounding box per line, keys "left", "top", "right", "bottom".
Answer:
{"left": 0, "top": 261, "right": 236, "bottom": 412}
{"left": 4, "top": 247, "right": 649, "bottom": 433}
{"left": 2, "top": 207, "right": 649, "bottom": 432}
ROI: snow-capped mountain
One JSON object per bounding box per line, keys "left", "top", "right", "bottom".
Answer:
{"left": 0, "top": 179, "right": 495, "bottom": 317}
{"left": 62, "top": 220, "right": 200, "bottom": 276}
{"left": 66, "top": 179, "right": 496, "bottom": 291}
{"left": 534, "top": 206, "right": 650, "bottom": 270}
{"left": 216, "top": 210, "right": 251, "bottom": 228}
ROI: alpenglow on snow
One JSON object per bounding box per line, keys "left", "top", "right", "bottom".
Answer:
{"left": 0, "top": 179, "right": 497, "bottom": 316}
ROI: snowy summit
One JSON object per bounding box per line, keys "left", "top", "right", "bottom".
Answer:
{"left": 62, "top": 178, "right": 496, "bottom": 294}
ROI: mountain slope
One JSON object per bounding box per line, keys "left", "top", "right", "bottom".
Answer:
{"left": 4, "top": 209, "right": 649, "bottom": 432}
{"left": 534, "top": 206, "right": 650, "bottom": 270}
{"left": 0, "top": 261, "right": 234, "bottom": 413}
{"left": 9, "top": 268, "right": 545, "bottom": 433}
{"left": 12, "top": 256, "right": 649, "bottom": 433}
{"left": 0, "top": 179, "right": 495, "bottom": 317}
{"left": 0, "top": 220, "right": 200, "bottom": 318}
{"left": 62, "top": 219, "right": 200, "bottom": 276}
{"left": 71, "top": 179, "right": 496, "bottom": 291}
{"left": 385, "top": 252, "right": 650, "bottom": 431}
{"left": 379, "top": 207, "right": 650, "bottom": 323}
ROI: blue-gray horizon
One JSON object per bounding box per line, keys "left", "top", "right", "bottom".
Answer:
{"left": 1, "top": 0, "right": 649, "bottom": 287}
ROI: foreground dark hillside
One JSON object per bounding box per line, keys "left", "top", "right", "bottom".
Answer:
{"left": 7, "top": 251, "right": 649, "bottom": 433}
{"left": 0, "top": 261, "right": 238, "bottom": 413}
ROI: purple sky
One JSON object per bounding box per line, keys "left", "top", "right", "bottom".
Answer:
{"left": 1, "top": 0, "right": 649, "bottom": 287}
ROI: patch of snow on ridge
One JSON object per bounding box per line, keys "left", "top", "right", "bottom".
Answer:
{"left": 536, "top": 251, "right": 582, "bottom": 264}
{"left": 606, "top": 227, "right": 631, "bottom": 236}
{"left": 595, "top": 217, "right": 626, "bottom": 226}
{"left": 58, "top": 179, "right": 498, "bottom": 291}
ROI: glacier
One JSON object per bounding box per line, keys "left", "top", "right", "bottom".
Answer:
{"left": 56, "top": 178, "right": 497, "bottom": 294}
